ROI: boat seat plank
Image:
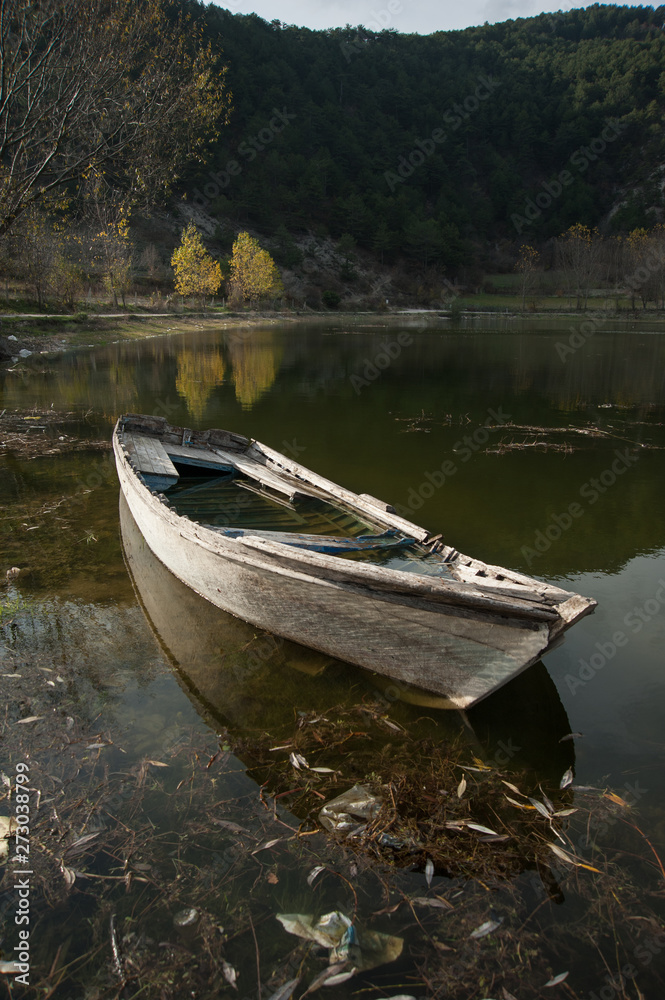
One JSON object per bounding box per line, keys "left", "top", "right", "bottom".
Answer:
{"left": 164, "top": 442, "right": 236, "bottom": 470}
{"left": 124, "top": 434, "right": 179, "bottom": 484}
{"left": 211, "top": 446, "right": 319, "bottom": 500}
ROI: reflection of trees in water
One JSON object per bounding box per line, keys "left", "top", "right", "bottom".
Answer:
{"left": 175, "top": 350, "right": 226, "bottom": 421}
{"left": 226, "top": 331, "right": 283, "bottom": 409}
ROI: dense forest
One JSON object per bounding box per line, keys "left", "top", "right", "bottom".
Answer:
{"left": 177, "top": 2, "right": 665, "bottom": 272}
{"left": 3, "top": 1, "right": 665, "bottom": 308}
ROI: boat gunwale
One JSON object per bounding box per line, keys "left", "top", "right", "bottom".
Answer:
{"left": 113, "top": 416, "right": 597, "bottom": 628}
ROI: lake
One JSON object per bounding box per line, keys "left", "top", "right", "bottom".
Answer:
{"left": 1, "top": 316, "right": 664, "bottom": 998}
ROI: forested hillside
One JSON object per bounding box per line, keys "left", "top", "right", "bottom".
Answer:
{"left": 181, "top": 2, "right": 665, "bottom": 270}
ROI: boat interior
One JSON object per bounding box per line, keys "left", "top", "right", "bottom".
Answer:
{"left": 121, "top": 426, "right": 457, "bottom": 578}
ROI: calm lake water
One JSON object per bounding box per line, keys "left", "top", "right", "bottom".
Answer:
{"left": 1, "top": 317, "right": 664, "bottom": 998}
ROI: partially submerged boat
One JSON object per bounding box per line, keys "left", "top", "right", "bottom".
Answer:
{"left": 113, "top": 414, "right": 596, "bottom": 709}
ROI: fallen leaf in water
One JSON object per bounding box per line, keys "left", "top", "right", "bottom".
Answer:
{"left": 470, "top": 917, "right": 503, "bottom": 939}
{"left": 411, "top": 896, "right": 454, "bottom": 910}
{"left": 529, "top": 798, "right": 552, "bottom": 820}
{"left": 425, "top": 859, "right": 434, "bottom": 886}
{"left": 548, "top": 843, "right": 601, "bottom": 873}
{"left": 544, "top": 971, "right": 569, "bottom": 987}
{"left": 307, "top": 865, "right": 325, "bottom": 886}
{"left": 559, "top": 768, "right": 574, "bottom": 789}
{"left": 468, "top": 822, "right": 501, "bottom": 837}
{"left": 603, "top": 791, "right": 630, "bottom": 808}
{"left": 457, "top": 776, "right": 467, "bottom": 798}
{"left": 267, "top": 977, "right": 300, "bottom": 1000}
{"left": 16, "top": 716, "right": 43, "bottom": 724}
{"left": 222, "top": 960, "right": 238, "bottom": 989}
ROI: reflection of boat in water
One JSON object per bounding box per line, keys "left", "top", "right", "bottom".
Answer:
{"left": 113, "top": 414, "right": 596, "bottom": 709}
{"left": 119, "top": 493, "right": 575, "bottom": 779}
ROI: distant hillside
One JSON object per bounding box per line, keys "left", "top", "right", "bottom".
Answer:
{"left": 174, "top": 2, "right": 665, "bottom": 273}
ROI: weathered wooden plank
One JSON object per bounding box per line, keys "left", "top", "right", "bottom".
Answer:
{"left": 126, "top": 433, "right": 178, "bottom": 482}
{"left": 211, "top": 446, "right": 320, "bottom": 500}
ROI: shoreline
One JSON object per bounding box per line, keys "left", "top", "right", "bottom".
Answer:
{"left": 2, "top": 306, "right": 665, "bottom": 359}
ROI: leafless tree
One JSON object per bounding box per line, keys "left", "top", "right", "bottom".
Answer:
{"left": 0, "top": 0, "right": 229, "bottom": 236}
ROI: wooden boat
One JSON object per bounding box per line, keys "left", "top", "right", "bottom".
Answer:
{"left": 113, "top": 413, "right": 596, "bottom": 709}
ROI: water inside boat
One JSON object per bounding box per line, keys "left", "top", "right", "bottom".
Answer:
{"left": 161, "top": 466, "right": 455, "bottom": 579}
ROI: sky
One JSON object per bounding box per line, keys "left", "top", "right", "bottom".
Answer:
{"left": 213, "top": 0, "right": 650, "bottom": 33}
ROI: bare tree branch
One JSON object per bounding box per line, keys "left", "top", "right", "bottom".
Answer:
{"left": 0, "top": 0, "right": 229, "bottom": 235}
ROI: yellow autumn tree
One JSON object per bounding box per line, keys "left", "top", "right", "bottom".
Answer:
{"left": 229, "top": 232, "right": 284, "bottom": 305}
{"left": 171, "top": 221, "right": 222, "bottom": 306}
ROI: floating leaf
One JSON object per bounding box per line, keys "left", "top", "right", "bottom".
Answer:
{"left": 548, "top": 843, "right": 601, "bottom": 873}
{"left": 505, "top": 795, "right": 534, "bottom": 810}
{"left": 86, "top": 743, "right": 109, "bottom": 750}
{"left": 411, "top": 896, "right": 454, "bottom": 910}
{"left": 457, "top": 776, "right": 467, "bottom": 798}
{"left": 470, "top": 917, "right": 503, "bottom": 939}
{"left": 147, "top": 760, "right": 168, "bottom": 767}
{"left": 468, "top": 822, "right": 501, "bottom": 837}
{"left": 539, "top": 787, "right": 555, "bottom": 813}
{"left": 267, "top": 977, "right": 300, "bottom": 1000}
{"left": 61, "top": 865, "right": 76, "bottom": 888}
{"left": 425, "top": 859, "right": 434, "bottom": 886}
{"left": 559, "top": 768, "right": 573, "bottom": 789}
{"left": 603, "top": 791, "right": 630, "bottom": 808}
{"left": 251, "top": 838, "right": 284, "bottom": 854}
{"left": 544, "top": 971, "right": 569, "bottom": 987}
{"left": 310, "top": 767, "right": 336, "bottom": 773}
{"left": 222, "top": 960, "right": 238, "bottom": 989}
{"left": 323, "top": 969, "right": 356, "bottom": 986}
{"left": 529, "top": 798, "right": 552, "bottom": 820}
{"left": 16, "top": 716, "right": 43, "bottom": 724}
{"left": 301, "top": 961, "right": 350, "bottom": 996}
{"left": 307, "top": 865, "right": 326, "bottom": 886}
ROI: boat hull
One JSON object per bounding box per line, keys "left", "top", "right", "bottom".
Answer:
{"left": 113, "top": 421, "right": 595, "bottom": 708}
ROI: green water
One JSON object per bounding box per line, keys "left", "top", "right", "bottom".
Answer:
{"left": 1, "top": 317, "right": 665, "bottom": 998}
